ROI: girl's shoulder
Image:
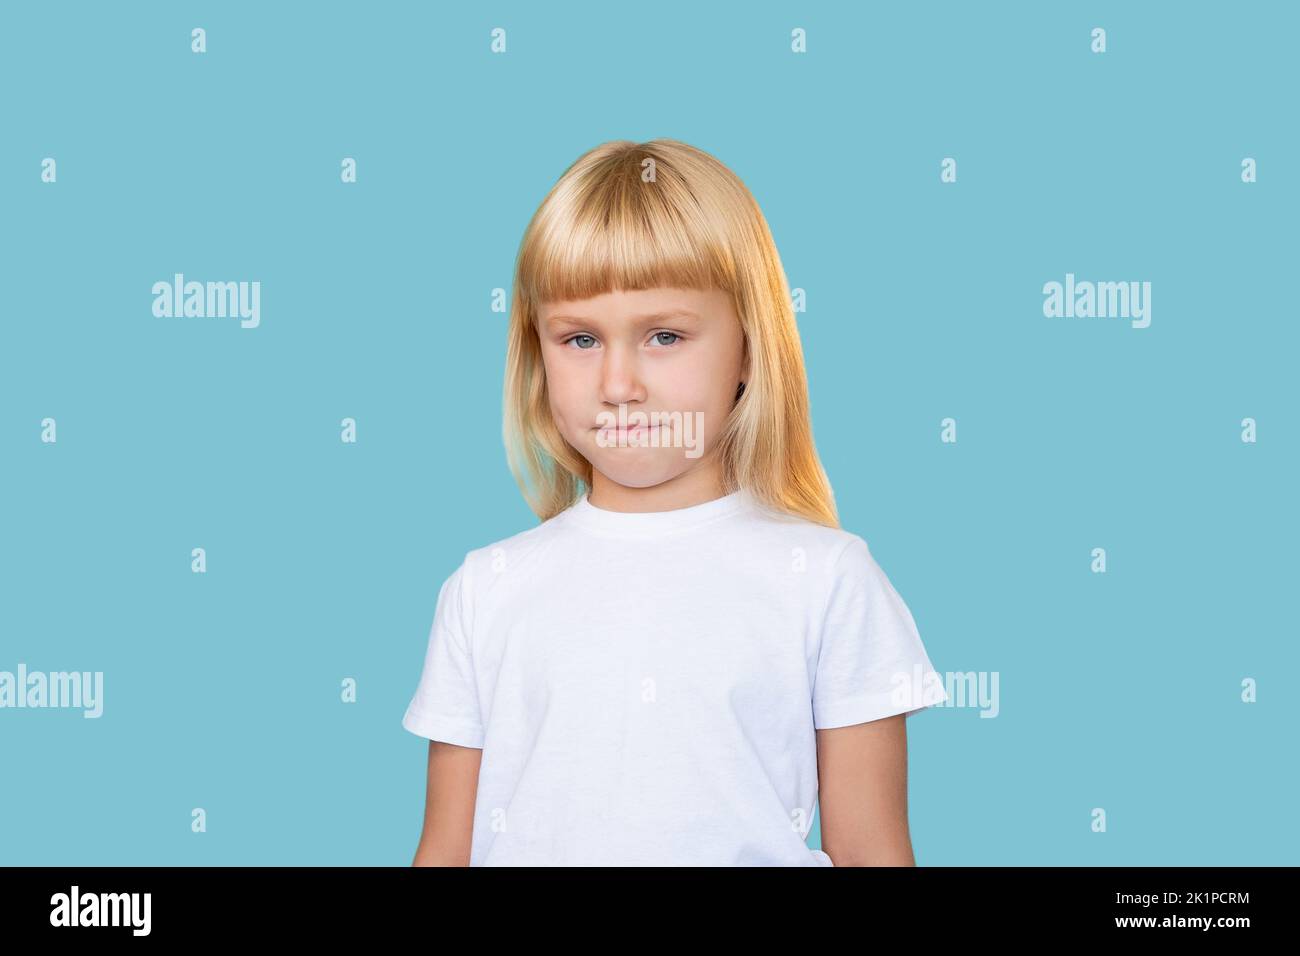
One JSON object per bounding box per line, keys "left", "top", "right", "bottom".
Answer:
{"left": 451, "top": 507, "right": 576, "bottom": 587}
{"left": 742, "top": 500, "right": 875, "bottom": 581}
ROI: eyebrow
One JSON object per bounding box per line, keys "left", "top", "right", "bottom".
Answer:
{"left": 543, "top": 309, "right": 702, "bottom": 329}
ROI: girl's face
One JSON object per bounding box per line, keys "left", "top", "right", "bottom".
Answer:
{"left": 537, "top": 286, "right": 747, "bottom": 497}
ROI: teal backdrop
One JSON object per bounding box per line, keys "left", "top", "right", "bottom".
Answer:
{"left": 1, "top": 0, "right": 1295, "bottom": 865}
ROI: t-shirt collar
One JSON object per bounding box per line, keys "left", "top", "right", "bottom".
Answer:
{"left": 564, "top": 488, "right": 750, "bottom": 537}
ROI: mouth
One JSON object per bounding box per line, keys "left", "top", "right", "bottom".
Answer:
{"left": 596, "top": 424, "right": 660, "bottom": 432}
{"left": 594, "top": 424, "right": 663, "bottom": 440}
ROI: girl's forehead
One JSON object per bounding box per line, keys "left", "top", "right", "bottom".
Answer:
{"left": 540, "top": 286, "right": 722, "bottom": 317}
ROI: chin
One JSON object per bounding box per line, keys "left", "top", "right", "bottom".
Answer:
{"left": 590, "top": 457, "right": 686, "bottom": 490}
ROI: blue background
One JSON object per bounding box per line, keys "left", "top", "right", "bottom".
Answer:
{"left": 1, "top": 0, "right": 1295, "bottom": 865}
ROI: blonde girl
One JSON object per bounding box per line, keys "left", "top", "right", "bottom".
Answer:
{"left": 403, "top": 138, "right": 948, "bottom": 866}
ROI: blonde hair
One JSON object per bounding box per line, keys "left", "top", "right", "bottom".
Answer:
{"left": 503, "top": 138, "right": 839, "bottom": 529}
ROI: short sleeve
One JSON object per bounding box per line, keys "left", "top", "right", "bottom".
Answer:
{"left": 812, "top": 536, "right": 949, "bottom": 729}
{"left": 401, "top": 559, "right": 486, "bottom": 749}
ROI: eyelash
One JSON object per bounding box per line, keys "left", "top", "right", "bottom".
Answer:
{"left": 562, "top": 331, "right": 682, "bottom": 350}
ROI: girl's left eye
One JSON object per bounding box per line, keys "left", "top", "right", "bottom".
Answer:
{"left": 651, "top": 331, "right": 680, "bottom": 346}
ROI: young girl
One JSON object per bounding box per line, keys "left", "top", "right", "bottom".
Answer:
{"left": 402, "top": 138, "right": 949, "bottom": 866}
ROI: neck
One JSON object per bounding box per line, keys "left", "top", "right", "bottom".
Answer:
{"left": 588, "top": 460, "right": 728, "bottom": 514}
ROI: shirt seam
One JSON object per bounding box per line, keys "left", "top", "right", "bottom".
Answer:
{"left": 816, "top": 535, "right": 865, "bottom": 642}
{"left": 811, "top": 536, "right": 869, "bottom": 711}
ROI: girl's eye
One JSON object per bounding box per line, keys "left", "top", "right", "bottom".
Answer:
{"left": 563, "top": 332, "right": 681, "bottom": 349}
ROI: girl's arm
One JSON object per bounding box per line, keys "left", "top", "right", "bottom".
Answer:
{"left": 411, "top": 740, "right": 482, "bottom": 866}
{"left": 815, "top": 714, "right": 915, "bottom": 866}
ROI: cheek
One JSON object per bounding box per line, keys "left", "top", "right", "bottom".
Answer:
{"left": 540, "top": 352, "right": 585, "bottom": 424}
{"left": 655, "top": 356, "right": 732, "bottom": 409}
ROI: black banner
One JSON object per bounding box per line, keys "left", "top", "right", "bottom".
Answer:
{"left": 0, "top": 865, "right": 1285, "bottom": 941}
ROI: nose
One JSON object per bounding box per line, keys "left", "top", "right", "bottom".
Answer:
{"left": 598, "top": 343, "right": 646, "bottom": 407}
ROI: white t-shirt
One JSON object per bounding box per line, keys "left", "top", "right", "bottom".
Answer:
{"left": 402, "top": 487, "right": 949, "bottom": 866}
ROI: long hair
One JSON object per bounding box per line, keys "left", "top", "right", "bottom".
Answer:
{"left": 503, "top": 138, "right": 839, "bottom": 529}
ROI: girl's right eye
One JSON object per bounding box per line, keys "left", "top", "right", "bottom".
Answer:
{"left": 565, "top": 334, "right": 597, "bottom": 349}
